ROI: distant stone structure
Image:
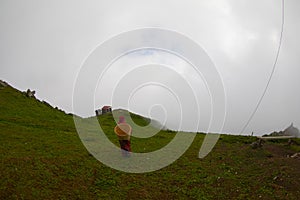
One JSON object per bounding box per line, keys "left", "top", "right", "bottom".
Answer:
{"left": 95, "top": 109, "right": 102, "bottom": 116}
{"left": 26, "top": 89, "right": 36, "bottom": 98}
{"left": 95, "top": 106, "right": 112, "bottom": 116}
{"left": 102, "top": 106, "right": 112, "bottom": 114}
{"left": 283, "top": 123, "right": 300, "bottom": 138}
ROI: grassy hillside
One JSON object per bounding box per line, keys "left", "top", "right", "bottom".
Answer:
{"left": 0, "top": 82, "right": 300, "bottom": 199}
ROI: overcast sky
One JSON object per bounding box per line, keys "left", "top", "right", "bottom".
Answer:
{"left": 1, "top": 0, "right": 299, "bottom": 135}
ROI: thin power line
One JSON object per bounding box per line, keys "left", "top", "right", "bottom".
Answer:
{"left": 240, "top": 0, "right": 285, "bottom": 134}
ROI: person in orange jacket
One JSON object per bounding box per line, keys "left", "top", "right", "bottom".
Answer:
{"left": 114, "top": 116, "right": 132, "bottom": 157}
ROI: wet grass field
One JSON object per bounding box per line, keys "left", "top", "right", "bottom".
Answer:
{"left": 1, "top": 83, "right": 300, "bottom": 199}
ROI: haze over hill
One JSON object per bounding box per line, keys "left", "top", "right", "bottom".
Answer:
{"left": 1, "top": 79, "right": 299, "bottom": 137}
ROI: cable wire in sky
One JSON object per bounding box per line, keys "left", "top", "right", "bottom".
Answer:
{"left": 240, "top": 0, "right": 285, "bottom": 134}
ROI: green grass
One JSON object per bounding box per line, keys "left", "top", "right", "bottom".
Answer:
{"left": 1, "top": 83, "right": 300, "bottom": 199}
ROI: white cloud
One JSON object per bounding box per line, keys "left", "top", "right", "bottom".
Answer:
{"left": 0, "top": 0, "right": 299, "bottom": 134}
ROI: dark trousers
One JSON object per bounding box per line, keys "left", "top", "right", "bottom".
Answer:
{"left": 119, "top": 140, "right": 131, "bottom": 157}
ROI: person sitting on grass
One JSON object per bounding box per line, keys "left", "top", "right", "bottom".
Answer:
{"left": 114, "top": 116, "right": 132, "bottom": 157}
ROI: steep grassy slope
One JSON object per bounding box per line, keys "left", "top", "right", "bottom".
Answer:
{"left": 0, "top": 82, "right": 300, "bottom": 199}
{"left": 0, "top": 83, "right": 74, "bottom": 132}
